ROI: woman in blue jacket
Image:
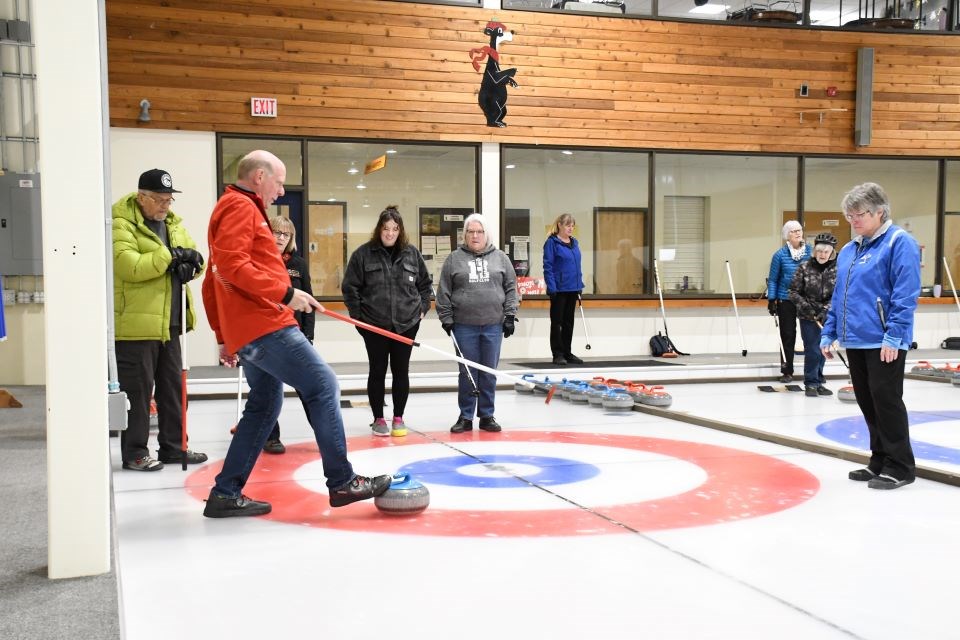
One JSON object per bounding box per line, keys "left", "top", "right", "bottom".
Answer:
{"left": 767, "top": 220, "right": 812, "bottom": 382}
{"left": 543, "top": 213, "right": 585, "bottom": 366}
{"left": 820, "top": 183, "right": 920, "bottom": 491}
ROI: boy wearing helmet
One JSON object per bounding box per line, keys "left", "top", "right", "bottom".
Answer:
{"left": 789, "top": 232, "right": 838, "bottom": 397}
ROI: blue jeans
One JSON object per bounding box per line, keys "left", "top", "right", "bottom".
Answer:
{"left": 452, "top": 323, "right": 502, "bottom": 420}
{"left": 213, "top": 326, "right": 354, "bottom": 497}
{"left": 799, "top": 318, "right": 826, "bottom": 388}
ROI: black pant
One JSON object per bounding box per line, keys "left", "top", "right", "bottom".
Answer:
{"left": 776, "top": 299, "right": 798, "bottom": 375}
{"left": 549, "top": 292, "right": 578, "bottom": 358}
{"left": 847, "top": 348, "right": 915, "bottom": 481}
{"left": 116, "top": 337, "right": 184, "bottom": 462}
{"left": 358, "top": 323, "right": 418, "bottom": 420}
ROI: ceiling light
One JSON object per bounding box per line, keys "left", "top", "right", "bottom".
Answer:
{"left": 561, "top": 150, "right": 573, "bottom": 155}
{"left": 356, "top": 183, "right": 366, "bottom": 190}
{"left": 327, "top": 196, "right": 337, "bottom": 202}
{"left": 386, "top": 148, "right": 397, "bottom": 154}
{"left": 347, "top": 163, "right": 359, "bottom": 175}
{"left": 505, "top": 164, "right": 516, "bottom": 169}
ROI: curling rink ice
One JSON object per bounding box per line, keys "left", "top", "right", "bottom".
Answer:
{"left": 112, "top": 381, "right": 960, "bottom": 640}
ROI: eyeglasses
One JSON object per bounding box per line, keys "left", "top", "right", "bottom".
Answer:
{"left": 273, "top": 231, "right": 292, "bottom": 240}
{"left": 465, "top": 229, "right": 485, "bottom": 235}
{"left": 844, "top": 210, "right": 871, "bottom": 222}
{"left": 144, "top": 194, "right": 175, "bottom": 206}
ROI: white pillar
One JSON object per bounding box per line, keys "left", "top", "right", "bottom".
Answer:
{"left": 34, "top": 0, "right": 111, "bottom": 577}
{"left": 481, "top": 142, "right": 501, "bottom": 246}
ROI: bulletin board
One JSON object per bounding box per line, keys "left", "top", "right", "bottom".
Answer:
{"left": 504, "top": 208, "right": 531, "bottom": 277}
{"left": 418, "top": 207, "right": 473, "bottom": 286}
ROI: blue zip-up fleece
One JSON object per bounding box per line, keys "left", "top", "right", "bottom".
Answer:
{"left": 767, "top": 243, "right": 813, "bottom": 301}
{"left": 542, "top": 234, "right": 584, "bottom": 294}
{"left": 820, "top": 221, "right": 920, "bottom": 351}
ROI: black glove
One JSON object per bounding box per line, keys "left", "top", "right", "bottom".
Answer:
{"left": 174, "top": 261, "right": 197, "bottom": 283}
{"left": 767, "top": 299, "right": 779, "bottom": 316}
{"left": 442, "top": 322, "right": 453, "bottom": 336}
{"left": 502, "top": 315, "right": 516, "bottom": 338}
{"left": 169, "top": 247, "right": 204, "bottom": 270}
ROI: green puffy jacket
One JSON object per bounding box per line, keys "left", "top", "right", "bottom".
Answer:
{"left": 112, "top": 193, "right": 202, "bottom": 342}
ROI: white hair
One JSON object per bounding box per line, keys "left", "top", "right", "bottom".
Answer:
{"left": 782, "top": 220, "right": 802, "bottom": 240}
{"left": 463, "top": 212, "right": 497, "bottom": 246}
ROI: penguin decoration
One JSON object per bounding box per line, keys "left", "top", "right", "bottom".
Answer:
{"left": 469, "top": 21, "right": 519, "bottom": 128}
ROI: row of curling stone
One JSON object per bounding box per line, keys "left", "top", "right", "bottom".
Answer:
{"left": 515, "top": 375, "right": 673, "bottom": 409}
{"left": 374, "top": 473, "right": 430, "bottom": 516}
{"left": 910, "top": 361, "right": 960, "bottom": 385}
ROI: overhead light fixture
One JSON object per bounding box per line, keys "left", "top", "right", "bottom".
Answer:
{"left": 327, "top": 196, "right": 337, "bottom": 202}
{"left": 386, "top": 148, "right": 397, "bottom": 154}
{"left": 347, "top": 163, "right": 359, "bottom": 175}
{"left": 561, "top": 150, "right": 573, "bottom": 156}
{"left": 505, "top": 164, "right": 516, "bottom": 169}
{"left": 356, "top": 182, "right": 366, "bottom": 190}
{"left": 137, "top": 99, "right": 151, "bottom": 123}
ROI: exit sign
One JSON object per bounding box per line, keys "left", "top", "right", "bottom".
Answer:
{"left": 250, "top": 97, "right": 278, "bottom": 118}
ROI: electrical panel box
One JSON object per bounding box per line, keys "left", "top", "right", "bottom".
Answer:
{"left": 0, "top": 172, "right": 42, "bottom": 275}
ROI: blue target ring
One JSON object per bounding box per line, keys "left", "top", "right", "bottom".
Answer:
{"left": 816, "top": 410, "right": 960, "bottom": 464}
{"left": 398, "top": 454, "right": 601, "bottom": 488}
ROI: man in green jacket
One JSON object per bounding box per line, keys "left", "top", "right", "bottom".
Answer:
{"left": 113, "top": 169, "right": 207, "bottom": 471}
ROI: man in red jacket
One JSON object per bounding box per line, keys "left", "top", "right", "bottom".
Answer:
{"left": 201, "top": 150, "right": 391, "bottom": 517}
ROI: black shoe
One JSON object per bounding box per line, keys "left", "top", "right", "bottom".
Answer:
{"left": 203, "top": 491, "right": 272, "bottom": 518}
{"left": 817, "top": 386, "right": 833, "bottom": 396}
{"left": 867, "top": 474, "right": 915, "bottom": 490}
{"left": 778, "top": 374, "right": 793, "bottom": 383}
{"left": 805, "top": 386, "right": 818, "bottom": 397}
{"left": 564, "top": 354, "right": 584, "bottom": 365}
{"left": 450, "top": 417, "right": 473, "bottom": 433}
{"left": 329, "top": 474, "right": 392, "bottom": 508}
{"left": 552, "top": 355, "right": 567, "bottom": 366}
{"left": 478, "top": 416, "right": 502, "bottom": 432}
{"left": 158, "top": 449, "right": 208, "bottom": 465}
{"left": 848, "top": 468, "right": 878, "bottom": 482}
{"left": 263, "top": 439, "right": 286, "bottom": 454}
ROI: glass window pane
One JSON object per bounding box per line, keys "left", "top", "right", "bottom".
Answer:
{"left": 945, "top": 161, "right": 960, "bottom": 294}
{"left": 804, "top": 158, "right": 938, "bottom": 287}
{"left": 503, "top": 147, "right": 649, "bottom": 296}
{"left": 221, "top": 138, "right": 303, "bottom": 186}
{"left": 655, "top": 153, "right": 797, "bottom": 297}
{"left": 306, "top": 141, "right": 477, "bottom": 296}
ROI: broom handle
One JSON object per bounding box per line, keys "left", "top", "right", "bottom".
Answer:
{"left": 319, "top": 308, "right": 537, "bottom": 390}
{"left": 944, "top": 256, "right": 960, "bottom": 317}
{"left": 653, "top": 259, "right": 669, "bottom": 335}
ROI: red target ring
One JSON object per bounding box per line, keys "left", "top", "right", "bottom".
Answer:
{"left": 186, "top": 431, "right": 819, "bottom": 537}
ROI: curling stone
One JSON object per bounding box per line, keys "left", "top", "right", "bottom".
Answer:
{"left": 569, "top": 383, "right": 591, "bottom": 404}
{"left": 937, "top": 364, "right": 960, "bottom": 379}
{"left": 636, "top": 385, "right": 673, "bottom": 408}
{"left": 838, "top": 385, "right": 857, "bottom": 402}
{"left": 953, "top": 372, "right": 960, "bottom": 387}
{"left": 515, "top": 374, "right": 536, "bottom": 394}
{"left": 910, "top": 361, "right": 938, "bottom": 376}
{"left": 587, "top": 385, "right": 609, "bottom": 406}
{"left": 601, "top": 389, "right": 635, "bottom": 411}
{"left": 374, "top": 473, "right": 430, "bottom": 516}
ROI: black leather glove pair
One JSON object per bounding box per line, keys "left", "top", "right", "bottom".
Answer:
{"left": 502, "top": 315, "right": 516, "bottom": 338}
{"left": 767, "top": 299, "right": 779, "bottom": 316}
{"left": 441, "top": 322, "right": 453, "bottom": 336}
{"left": 169, "top": 247, "right": 204, "bottom": 283}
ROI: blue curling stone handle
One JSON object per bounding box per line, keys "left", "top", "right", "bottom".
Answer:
{"left": 389, "top": 473, "right": 423, "bottom": 490}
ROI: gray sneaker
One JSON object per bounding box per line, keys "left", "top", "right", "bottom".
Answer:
{"left": 122, "top": 455, "right": 164, "bottom": 471}
{"left": 370, "top": 418, "right": 390, "bottom": 437}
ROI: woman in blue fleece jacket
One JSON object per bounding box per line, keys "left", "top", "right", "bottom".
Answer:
{"left": 542, "top": 213, "right": 585, "bottom": 366}
{"left": 820, "top": 183, "right": 920, "bottom": 491}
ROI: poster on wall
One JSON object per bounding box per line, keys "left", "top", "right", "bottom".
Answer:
{"left": 418, "top": 207, "right": 474, "bottom": 285}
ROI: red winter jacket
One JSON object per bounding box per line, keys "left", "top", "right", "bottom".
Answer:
{"left": 202, "top": 185, "right": 296, "bottom": 354}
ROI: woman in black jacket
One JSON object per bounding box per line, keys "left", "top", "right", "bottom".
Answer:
{"left": 341, "top": 206, "right": 432, "bottom": 437}
{"left": 261, "top": 216, "right": 315, "bottom": 454}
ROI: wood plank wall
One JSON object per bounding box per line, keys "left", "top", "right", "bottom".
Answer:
{"left": 106, "top": 0, "right": 960, "bottom": 155}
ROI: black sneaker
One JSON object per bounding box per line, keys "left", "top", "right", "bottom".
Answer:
{"left": 867, "top": 474, "right": 915, "bottom": 490}
{"left": 329, "top": 474, "right": 392, "bottom": 508}
{"left": 263, "top": 439, "right": 286, "bottom": 454}
{"left": 805, "top": 386, "right": 818, "bottom": 397}
{"left": 158, "top": 449, "right": 208, "bottom": 465}
{"left": 203, "top": 491, "right": 272, "bottom": 518}
{"left": 817, "top": 386, "right": 833, "bottom": 396}
{"left": 565, "top": 354, "right": 584, "bottom": 365}
{"left": 450, "top": 417, "right": 473, "bottom": 433}
{"left": 478, "top": 416, "right": 502, "bottom": 432}
{"left": 552, "top": 355, "right": 567, "bottom": 366}
{"left": 848, "top": 468, "right": 878, "bottom": 481}
{"left": 778, "top": 374, "right": 793, "bottom": 383}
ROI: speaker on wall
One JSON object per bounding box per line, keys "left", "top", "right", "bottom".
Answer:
{"left": 854, "top": 47, "right": 874, "bottom": 147}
